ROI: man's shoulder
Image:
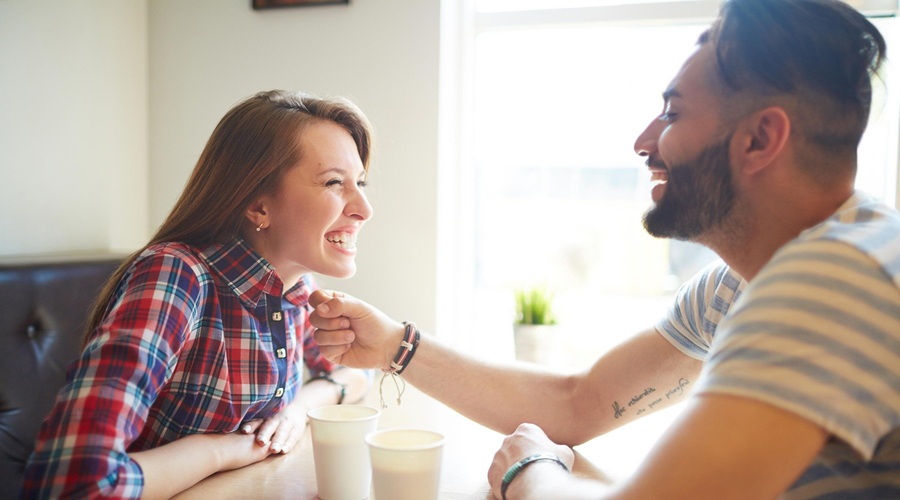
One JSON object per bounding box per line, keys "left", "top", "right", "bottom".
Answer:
{"left": 803, "top": 193, "right": 900, "bottom": 249}
{"left": 786, "top": 194, "right": 900, "bottom": 286}
{"left": 682, "top": 260, "right": 745, "bottom": 299}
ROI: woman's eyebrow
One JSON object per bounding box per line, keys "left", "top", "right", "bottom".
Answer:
{"left": 315, "top": 166, "right": 367, "bottom": 179}
{"left": 315, "top": 167, "right": 348, "bottom": 177}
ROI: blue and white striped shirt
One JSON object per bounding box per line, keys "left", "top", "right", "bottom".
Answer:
{"left": 657, "top": 192, "right": 900, "bottom": 498}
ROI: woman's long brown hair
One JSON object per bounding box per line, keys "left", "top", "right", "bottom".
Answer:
{"left": 83, "top": 90, "right": 373, "bottom": 347}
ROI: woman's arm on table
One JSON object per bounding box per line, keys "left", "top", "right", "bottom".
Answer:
{"left": 131, "top": 430, "right": 273, "bottom": 500}
{"left": 309, "top": 291, "right": 702, "bottom": 446}
{"left": 135, "top": 367, "right": 369, "bottom": 499}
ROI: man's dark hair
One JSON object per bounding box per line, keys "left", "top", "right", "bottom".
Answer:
{"left": 704, "top": 0, "right": 886, "bottom": 176}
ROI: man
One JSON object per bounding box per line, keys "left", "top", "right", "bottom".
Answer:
{"left": 310, "top": 0, "right": 900, "bottom": 498}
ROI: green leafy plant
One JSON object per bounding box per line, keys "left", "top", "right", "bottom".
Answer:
{"left": 514, "top": 287, "right": 558, "bottom": 325}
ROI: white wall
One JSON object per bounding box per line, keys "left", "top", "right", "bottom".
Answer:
{"left": 0, "top": 0, "right": 149, "bottom": 255}
{"left": 0, "top": 0, "right": 441, "bottom": 330}
{"left": 148, "top": 0, "right": 440, "bottom": 329}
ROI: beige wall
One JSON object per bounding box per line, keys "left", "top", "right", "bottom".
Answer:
{"left": 0, "top": 0, "right": 149, "bottom": 255}
{"left": 0, "top": 0, "right": 441, "bottom": 329}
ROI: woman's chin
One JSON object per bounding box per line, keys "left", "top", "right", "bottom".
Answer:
{"left": 321, "top": 264, "right": 357, "bottom": 280}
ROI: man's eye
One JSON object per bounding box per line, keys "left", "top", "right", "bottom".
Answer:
{"left": 660, "top": 112, "right": 677, "bottom": 122}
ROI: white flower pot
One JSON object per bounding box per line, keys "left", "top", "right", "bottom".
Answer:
{"left": 513, "top": 324, "right": 563, "bottom": 366}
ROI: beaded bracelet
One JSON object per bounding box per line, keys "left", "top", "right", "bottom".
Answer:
{"left": 378, "top": 322, "right": 420, "bottom": 408}
{"left": 307, "top": 374, "right": 348, "bottom": 405}
{"left": 500, "top": 453, "right": 570, "bottom": 500}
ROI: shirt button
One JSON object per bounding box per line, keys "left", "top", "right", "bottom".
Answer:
{"left": 272, "top": 311, "right": 283, "bottom": 321}
{"left": 276, "top": 348, "right": 286, "bottom": 359}
{"left": 275, "top": 387, "right": 284, "bottom": 398}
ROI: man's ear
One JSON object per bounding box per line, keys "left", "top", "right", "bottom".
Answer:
{"left": 731, "top": 106, "right": 791, "bottom": 176}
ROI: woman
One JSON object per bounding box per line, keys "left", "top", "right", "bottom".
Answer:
{"left": 22, "top": 90, "right": 373, "bottom": 499}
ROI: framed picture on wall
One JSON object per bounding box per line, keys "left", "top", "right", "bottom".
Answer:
{"left": 252, "top": 0, "right": 349, "bottom": 9}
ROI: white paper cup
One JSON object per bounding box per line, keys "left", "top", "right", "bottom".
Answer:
{"left": 366, "top": 428, "right": 446, "bottom": 500}
{"left": 308, "top": 405, "right": 380, "bottom": 500}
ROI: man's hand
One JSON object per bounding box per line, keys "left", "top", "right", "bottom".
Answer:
{"left": 308, "top": 290, "right": 406, "bottom": 370}
{"left": 488, "top": 423, "right": 575, "bottom": 499}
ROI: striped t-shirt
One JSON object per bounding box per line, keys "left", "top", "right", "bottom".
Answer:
{"left": 657, "top": 192, "right": 900, "bottom": 498}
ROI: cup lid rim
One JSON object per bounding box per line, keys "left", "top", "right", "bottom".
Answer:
{"left": 307, "top": 404, "right": 381, "bottom": 422}
{"left": 365, "top": 428, "right": 447, "bottom": 450}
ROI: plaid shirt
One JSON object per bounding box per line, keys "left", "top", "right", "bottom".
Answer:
{"left": 22, "top": 238, "right": 335, "bottom": 499}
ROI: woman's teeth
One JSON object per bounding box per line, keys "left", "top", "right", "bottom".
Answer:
{"left": 326, "top": 232, "right": 356, "bottom": 249}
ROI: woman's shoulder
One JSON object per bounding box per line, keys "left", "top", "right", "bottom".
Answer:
{"left": 132, "top": 242, "right": 214, "bottom": 286}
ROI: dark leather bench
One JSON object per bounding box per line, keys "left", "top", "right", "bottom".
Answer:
{"left": 0, "top": 254, "right": 123, "bottom": 498}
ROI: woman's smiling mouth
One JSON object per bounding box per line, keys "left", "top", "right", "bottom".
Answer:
{"left": 325, "top": 231, "right": 357, "bottom": 250}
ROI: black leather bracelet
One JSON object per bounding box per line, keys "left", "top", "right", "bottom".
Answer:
{"left": 500, "top": 453, "right": 569, "bottom": 500}
{"left": 307, "top": 374, "right": 347, "bottom": 404}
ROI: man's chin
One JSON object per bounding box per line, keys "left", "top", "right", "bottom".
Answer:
{"left": 642, "top": 206, "right": 696, "bottom": 241}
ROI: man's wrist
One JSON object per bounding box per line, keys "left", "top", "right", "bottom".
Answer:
{"left": 383, "top": 323, "right": 412, "bottom": 372}
{"left": 394, "top": 322, "right": 420, "bottom": 375}
{"left": 501, "top": 453, "right": 570, "bottom": 500}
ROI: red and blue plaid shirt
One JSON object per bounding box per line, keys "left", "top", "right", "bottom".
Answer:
{"left": 22, "top": 238, "right": 335, "bottom": 498}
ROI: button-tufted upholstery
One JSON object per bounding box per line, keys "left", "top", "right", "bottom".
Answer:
{"left": 0, "top": 255, "right": 123, "bottom": 499}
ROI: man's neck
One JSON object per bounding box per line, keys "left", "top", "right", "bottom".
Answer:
{"left": 702, "top": 188, "right": 853, "bottom": 281}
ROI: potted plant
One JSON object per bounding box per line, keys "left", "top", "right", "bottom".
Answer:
{"left": 512, "top": 287, "right": 562, "bottom": 365}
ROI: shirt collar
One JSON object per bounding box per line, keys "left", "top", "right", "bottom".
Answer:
{"left": 199, "top": 238, "right": 312, "bottom": 311}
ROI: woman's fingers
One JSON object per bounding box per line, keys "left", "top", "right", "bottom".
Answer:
{"left": 240, "top": 419, "right": 262, "bottom": 435}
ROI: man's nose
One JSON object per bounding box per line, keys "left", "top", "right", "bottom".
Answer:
{"left": 634, "top": 118, "right": 665, "bottom": 158}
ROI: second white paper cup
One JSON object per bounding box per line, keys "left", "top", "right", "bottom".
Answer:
{"left": 308, "top": 404, "right": 380, "bottom": 500}
{"left": 366, "top": 428, "right": 446, "bottom": 500}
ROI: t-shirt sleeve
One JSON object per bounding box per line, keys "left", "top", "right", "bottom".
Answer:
{"left": 656, "top": 260, "right": 738, "bottom": 360}
{"left": 695, "top": 239, "right": 900, "bottom": 459}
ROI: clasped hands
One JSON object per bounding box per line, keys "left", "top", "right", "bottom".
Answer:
{"left": 308, "top": 289, "right": 406, "bottom": 371}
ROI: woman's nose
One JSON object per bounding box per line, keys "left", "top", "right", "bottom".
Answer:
{"left": 347, "top": 187, "right": 374, "bottom": 221}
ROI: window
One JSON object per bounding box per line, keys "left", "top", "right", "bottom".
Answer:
{"left": 440, "top": 0, "right": 898, "bottom": 348}
{"left": 437, "top": 2, "right": 898, "bottom": 474}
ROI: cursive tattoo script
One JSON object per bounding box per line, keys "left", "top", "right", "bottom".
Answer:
{"left": 665, "top": 378, "right": 691, "bottom": 400}
{"left": 612, "top": 401, "right": 627, "bottom": 419}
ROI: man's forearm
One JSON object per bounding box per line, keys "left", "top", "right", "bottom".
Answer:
{"left": 399, "top": 334, "right": 581, "bottom": 438}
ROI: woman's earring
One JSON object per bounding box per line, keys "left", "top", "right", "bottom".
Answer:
{"left": 256, "top": 221, "right": 265, "bottom": 232}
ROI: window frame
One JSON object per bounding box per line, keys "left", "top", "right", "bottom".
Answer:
{"left": 436, "top": 0, "right": 900, "bottom": 344}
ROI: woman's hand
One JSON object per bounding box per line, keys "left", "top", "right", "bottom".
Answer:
{"left": 308, "top": 290, "right": 406, "bottom": 370}
{"left": 488, "top": 423, "right": 575, "bottom": 499}
{"left": 241, "top": 402, "right": 308, "bottom": 455}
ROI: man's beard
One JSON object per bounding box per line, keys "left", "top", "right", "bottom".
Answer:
{"left": 642, "top": 138, "right": 736, "bottom": 241}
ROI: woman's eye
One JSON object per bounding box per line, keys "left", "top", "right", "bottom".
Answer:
{"left": 357, "top": 180, "right": 368, "bottom": 188}
{"left": 326, "top": 179, "right": 343, "bottom": 187}
{"left": 660, "top": 112, "right": 677, "bottom": 122}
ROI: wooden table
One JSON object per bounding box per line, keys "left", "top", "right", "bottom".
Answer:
{"left": 174, "top": 384, "right": 676, "bottom": 499}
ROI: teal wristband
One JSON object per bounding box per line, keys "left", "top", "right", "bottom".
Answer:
{"left": 500, "top": 453, "right": 569, "bottom": 500}
{"left": 308, "top": 374, "right": 347, "bottom": 404}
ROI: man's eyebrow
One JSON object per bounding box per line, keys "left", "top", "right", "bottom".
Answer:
{"left": 662, "top": 87, "right": 681, "bottom": 103}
